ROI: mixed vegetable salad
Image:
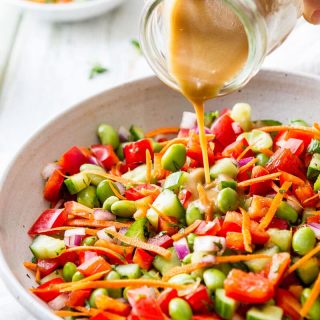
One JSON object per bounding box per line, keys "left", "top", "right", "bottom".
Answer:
{"left": 25, "top": 103, "right": 320, "bottom": 320}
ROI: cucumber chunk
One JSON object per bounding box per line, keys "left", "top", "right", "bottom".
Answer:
{"left": 122, "top": 164, "right": 149, "bottom": 183}
{"left": 267, "top": 229, "right": 292, "bottom": 252}
{"left": 30, "top": 235, "right": 66, "bottom": 259}
{"left": 153, "top": 247, "right": 180, "bottom": 275}
{"left": 237, "top": 130, "right": 273, "bottom": 152}
{"left": 307, "top": 139, "right": 320, "bottom": 154}
{"left": 245, "top": 246, "right": 279, "bottom": 272}
{"left": 215, "top": 288, "right": 238, "bottom": 320}
{"left": 307, "top": 153, "right": 320, "bottom": 180}
{"left": 64, "top": 172, "right": 90, "bottom": 195}
{"left": 39, "top": 269, "right": 63, "bottom": 285}
{"left": 246, "top": 305, "right": 283, "bottom": 320}
{"left": 125, "top": 218, "right": 148, "bottom": 242}
{"left": 116, "top": 264, "right": 142, "bottom": 279}
{"left": 163, "top": 171, "right": 188, "bottom": 192}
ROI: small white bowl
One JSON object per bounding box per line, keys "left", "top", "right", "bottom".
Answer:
{"left": 5, "top": 0, "right": 125, "bottom": 22}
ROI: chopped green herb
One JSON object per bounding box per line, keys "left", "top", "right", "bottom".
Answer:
{"left": 89, "top": 64, "right": 108, "bottom": 79}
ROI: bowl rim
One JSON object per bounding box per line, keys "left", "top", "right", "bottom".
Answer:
{"left": 1, "top": 70, "right": 320, "bottom": 319}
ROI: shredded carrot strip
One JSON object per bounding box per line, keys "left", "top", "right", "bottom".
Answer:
{"left": 259, "top": 125, "right": 320, "bottom": 138}
{"left": 240, "top": 208, "right": 252, "bottom": 253}
{"left": 67, "top": 211, "right": 92, "bottom": 220}
{"left": 259, "top": 181, "right": 292, "bottom": 230}
{"left": 238, "top": 172, "right": 281, "bottom": 188}
{"left": 313, "top": 122, "right": 320, "bottom": 133}
{"left": 75, "top": 307, "right": 126, "bottom": 320}
{"left": 260, "top": 148, "right": 274, "bottom": 157}
{"left": 288, "top": 245, "right": 320, "bottom": 274}
{"left": 108, "top": 181, "right": 126, "bottom": 200}
{"left": 55, "top": 311, "right": 92, "bottom": 317}
{"left": 35, "top": 267, "right": 41, "bottom": 283}
{"left": 105, "top": 229, "right": 171, "bottom": 258}
{"left": 145, "top": 127, "right": 180, "bottom": 138}
{"left": 134, "top": 195, "right": 153, "bottom": 219}
{"left": 289, "top": 285, "right": 304, "bottom": 300}
{"left": 172, "top": 220, "right": 202, "bottom": 242}
{"left": 153, "top": 153, "right": 167, "bottom": 180}
{"left": 83, "top": 170, "right": 141, "bottom": 185}
{"left": 197, "top": 184, "right": 214, "bottom": 222}
{"left": 238, "top": 158, "right": 258, "bottom": 174}
{"left": 145, "top": 149, "right": 152, "bottom": 184}
{"left": 237, "top": 145, "right": 253, "bottom": 161}
{"left": 303, "top": 193, "right": 320, "bottom": 205}
{"left": 215, "top": 254, "right": 271, "bottom": 263}
{"left": 271, "top": 182, "right": 302, "bottom": 209}
{"left": 67, "top": 219, "right": 131, "bottom": 229}
{"left": 65, "top": 201, "right": 94, "bottom": 214}
{"left": 149, "top": 204, "right": 175, "bottom": 223}
{"left": 64, "top": 246, "right": 126, "bottom": 263}
{"left": 301, "top": 272, "right": 320, "bottom": 317}
{"left": 23, "top": 261, "right": 37, "bottom": 272}
{"left": 160, "top": 138, "right": 188, "bottom": 155}
{"left": 95, "top": 294, "right": 129, "bottom": 313}
{"left": 39, "top": 226, "right": 97, "bottom": 235}
{"left": 95, "top": 239, "right": 134, "bottom": 257}
{"left": 280, "top": 171, "right": 305, "bottom": 186}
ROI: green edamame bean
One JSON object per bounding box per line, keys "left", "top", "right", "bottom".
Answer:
{"left": 169, "top": 298, "right": 193, "bottom": 320}
{"left": 105, "top": 271, "right": 122, "bottom": 298}
{"left": 152, "top": 141, "right": 163, "bottom": 153}
{"left": 203, "top": 268, "right": 226, "bottom": 291}
{"left": 96, "top": 179, "right": 119, "bottom": 203}
{"left": 187, "top": 233, "right": 197, "bottom": 249}
{"left": 161, "top": 144, "right": 186, "bottom": 172}
{"left": 186, "top": 205, "right": 203, "bottom": 226}
{"left": 123, "top": 287, "right": 131, "bottom": 300}
{"left": 111, "top": 200, "right": 137, "bottom": 218}
{"left": 72, "top": 271, "right": 85, "bottom": 282}
{"left": 103, "top": 196, "right": 119, "bottom": 211}
{"left": 301, "top": 288, "right": 320, "bottom": 320}
{"left": 97, "top": 124, "right": 120, "bottom": 149}
{"left": 77, "top": 186, "right": 100, "bottom": 208}
{"left": 292, "top": 227, "right": 316, "bottom": 255}
{"left": 217, "top": 187, "right": 239, "bottom": 213}
{"left": 80, "top": 164, "right": 106, "bottom": 186}
{"left": 89, "top": 288, "right": 108, "bottom": 308}
{"left": 168, "top": 274, "right": 195, "bottom": 285}
{"left": 62, "top": 262, "right": 77, "bottom": 282}
{"left": 276, "top": 201, "right": 298, "bottom": 224}
{"left": 82, "top": 236, "right": 98, "bottom": 246}
{"left": 296, "top": 257, "right": 319, "bottom": 285}
{"left": 256, "top": 153, "right": 269, "bottom": 167}
{"left": 182, "top": 253, "right": 192, "bottom": 264}
{"left": 210, "top": 158, "right": 238, "bottom": 179}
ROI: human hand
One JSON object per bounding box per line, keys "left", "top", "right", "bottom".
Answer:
{"left": 304, "top": 0, "right": 320, "bottom": 24}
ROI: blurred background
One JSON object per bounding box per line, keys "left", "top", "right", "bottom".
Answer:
{"left": 0, "top": 0, "right": 319, "bottom": 318}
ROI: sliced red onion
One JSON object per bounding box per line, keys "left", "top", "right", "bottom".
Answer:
{"left": 41, "top": 162, "right": 61, "bottom": 180}
{"left": 118, "top": 126, "right": 132, "bottom": 142}
{"left": 308, "top": 223, "right": 320, "bottom": 239}
{"left": 64, "top": 234, "right": 83, "bottom": 247}
{"left": 115, "top": 182, "right": 125, "bottom": 195}
{"left": 65, "top": 228, "right": 86, "bottom": 237}
{"left": 200, "top": 255, "right": 217, "bottom": 264}
{"left": 48, "top": 293, "right": 69, "bottom": 310}
{"left": 180, "top": 111, "right": 197, "bottom": 129}
{"left": 97, "top": 226, "right": 117, "bottom": 242}
{"left": 87, "top": 156, "right": 101, "bottom": 166}
{"left": 173, "top": 238, "right": 190, "bottom": 260}
{"left": 194, "top": 236, "right": 226, "bottom": 255}
{"left": 238, "top": 157, "right": 254, "bottom": 167}
{"left": 94, "top": 209, "right": 116, "bottom": 221}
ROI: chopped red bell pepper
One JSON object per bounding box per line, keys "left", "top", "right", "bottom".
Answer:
{"left": 277, "top": 138, "right": 304, "bottom": 157}
{"left": 147, "top": 234, "right": 173, "bottom": 249}
{"left": 179, "top": 189, "right": 192, "bottom": 209}
{"left": 37, "top": 259, "right": 59, "bottom": 277}
{"left": 275, "top": 289, "right": 302, "bottom": 320}
{"left": 192, "top": 314, "right": 222, "bottom": 320}
{"left": 248, "top": 196, "right": 272, "bottom": 221}
{"left": 185, "top": 285, "right": 211, "bottom": 312}
{"left": 77, "top": 256, "right": 111, "bottom": 277}
{"left": 293, "top": 181, "right": 318, "bottom": 207}
{"left": 124, "top": 139, "right": 154, "bottom": 165}
{"left": 157, "top": 288, "right": 178, "bottom": 315}
{"left": 43, "top": 169, "right": 65, "bottom": 202}
{"left": 250, "top": 219, "right": 270, "bottom": 244}
{"left": 66, "top": 289, "right": 91, "bottom": 307}
{"left": 267, "top": 253, "right": 291, "bottom": 287}
{"left": 133, "top": 248, "right": 154, "bottom": 270}
{"left": 274, "top": 130, "right": 312, "bottom": 152}
{"left": 59, "top": 146, "right": 89, "bottom": 175}
{"left": 158, "top": 216, "right": 179, "bottom": 236}
{"left": 28, "top": 209, "right": 67, "bottom": 235}
{"left": 125, "top": 184, "right": 159, "bottom": 201}
{"left": 222, "top": 138, "right": 253, "bottom": 159}
{"left": 249, "top": 166, "right": 272, "bottom": 196}
{"left": 226, "top": 232, "right": 245, "bottom": 251}
{"left": 91, "top": 144, "right": 119, "bottom": 170}
{"left": 56, "top": 251, "right": 79, "bottom": 266}
{"left": 211, "top": 114, "right": 239, "bottom": 147}
{"left": 194, "top": 219, "right": 222, "bottom": 236}
{"left": 268, "top": 217, "right": 289, "bottom": 230}
{"left": 90, "top": 314, "right": 109, "bottom": 320}
{"left": 33, "top": 278, "right": 64, "bottom": 302}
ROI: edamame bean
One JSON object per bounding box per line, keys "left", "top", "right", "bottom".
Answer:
{"left": 275, "top": 201, "right": 298, "bottom": 224}
{"left": 186, "top": 205, "right": 203, "bottom": 226}
{"left": 169, "top": 298, "right": 193, "bottom": 320}
{"left": 301, "top": 288, "right": 320, "bottom": 320}
{"left": 152, "top": 140, "right": 163, "bottom": 153}
{"left": 168, "top": 274, "right": 195, "bottom": 285}
{"left": 77, "top": 186, "right": 100, "bottom": 208}
{"left": 111, "top": 200, "right": 137, "bottom": 218}
{"left": 296, "top": 257, "right": 319, "bottom": 285}
{"left": 96, "top": 179, "right": 119, "bottom": 203}
{"left": 210, "top": 158, "right": 238, "bottom": 179}
{"left": 105, "top": 271, "right": 122, "bottom": 298}
{"left": 62, "top": 262, "right": 77, "bottom": 282}
{"left": 187, "top": 233, "right": 197, "bottom": 249}
{"left": 82, "top": 236, "right": 98, "bottom": 246}
{"left": 203, "top": 268, "right": 226, "bottom": 291}
{"left": 80, "top": 164, "right": 106, "bottom": 186}
{"left": 217, "top": 187, "right": 239, "bottom": 213}
{"left": 97, "top": 124, "right": 120, "bottom": 149}
{"left": 256, "top": 153, "right": 269, "bottom": 167}
{"left": 161, "top": 144, "right": 186, "bottom": 172}
{"left": 292, "top": 227, "right": 316, "bottom": 255}
{"left": 72, "top": 271, "right": 85, "bottom": 282}
{"left": 103, "top": 196, "right": 119, "bottom": 211}
{"left": 182, "top": 253, "right": 192, "bottom": 264}
{"left": 89, "top": 288, "right": 108, "bottom": 308}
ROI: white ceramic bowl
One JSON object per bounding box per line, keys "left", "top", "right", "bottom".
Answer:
{"left": 1, "top": 70, "right": 320, "bottom": 319}
{"left": 5, "top": 0, "right": 124, "bottom": 22}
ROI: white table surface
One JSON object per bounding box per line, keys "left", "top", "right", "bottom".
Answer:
{"left": 0, "top": 2, "right": 319, "bottom": 318}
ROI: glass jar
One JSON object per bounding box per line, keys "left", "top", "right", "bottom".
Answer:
{"left": 140, "top": 0, "right": 303, "bottom": 96}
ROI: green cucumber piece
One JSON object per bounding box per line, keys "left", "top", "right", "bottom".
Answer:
{"left": 30, "top": 235, "right": 66, "bottom": 259}
{"left": 125, "top": 218, "right": 148, "bottom": 241}
{"left": 130, "top": 125, "right": 144, "bottom": 141}
{"left": 308, "top": 139, "right": 320, "bottom": 154}
{"left": 77, "top": 185, "right": 100, "bottom": 208}
{"left": 246, "top": 305, "right": 283, "bottom": 320}
{"left": 307, "top": 153, "right": 320, "bottom": 180}
{"left": 163, "top": 171, "right": 189, "bottom": 192}
{"left": 314, "top": 175, "right": 320, "bottom": 191}
{"left": 80, "top": 164, "right": 106, "bottom": 186}
{"left": 64, "top": 172, "right": 90, "bottom": 195}
{"left": 267, "top": 229, "right": 292, "bottom": 252}
{"left": 122, "top": 164, "right": 149, "bottom": 183}
{"left": 245, "top": 246, "right": 279, "bottom": 272}
{"left": 290, "top": 119, "right": 309, "bottom": 127}
{"left": 215, "top": 288, "right": 238, "bottom": 320}
{"left": 296, "top": 257, "right": 319, "bottom": 285}
{"left": 275, "top": 201, "right": 298, "bottom": 224}
{"left": 210, "top": 158, "right": 238, "bottom": 179}
{"left": 237, "top": 130, "right": 273, "bottom": 152}
{"left": 219, "top": 180, "right": 237, "bottom": 190}
{"left": 301, "top": 288, "right": 320, "bottom": 320}
{"left": 39, "top": 269, "right": 63, "bottom": 285}
{"left": 153, "top": 247, "right": 180, "bottom": 275}
{"left": 116, "top": 264, "right": 142, "bottom": 279}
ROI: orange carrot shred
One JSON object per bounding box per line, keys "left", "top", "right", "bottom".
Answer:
{"left": 238, "top": 172, "right": 281, "bottom": 188}
{"left": 149, "top": 204, "right": 174, "bottom": 223}
{"left": 259, "top": 181, "right": 292, "bottom": 230}
{"left": 237, "top": 145, "right": 253, "bottom": 161}
{"left": 215, "top": 254, "right": 271, "bottom": 263}
{"left": 160, "top": 138, "right": 188, "bottom": 155}
{"left": 313, "top": 122, "right": 320, "bottom": 133}
{"left": 260, "top": 148, "right": 274, "bottom": 157}
{"left": 23, "top": 261, "right": 37, "bottom": 272}
{"left": 280, "top": 171, "right": 305, "bottom": 186}
{"left": 145, "top": 149, "right": 152, "bottom": 184}
{"left": 35, "top": 267, "right": 41, "bottom": 283}
{"left": 104, "top": 229, "right": 171, "bottom": 258}
{"left": 108, "top": 181, "right": 126, "bottom": 200}
{"left": 83, "top": 170, "right": 141, "bottom": 185}
{"left": 259, "top": 125, "right": 320, "bottom": 138}
{"left": 172, "top": 220, "right": 202, "bottom": 242}
{"left": 197, "top": 184, "right": 214, "bottom": 222}
{"left": 288, "top": 245, "right": 320, "bottom": 274}
{"left": 303, "top": 192, "right": 319, "bottom": 205}
{"left": 238, "top": 158, "right": 258, "bottom": 174}
{"left": 39, "top": 226, "right": 97, "bottom": 235}
{"left": 301, "top": 272, "right": 320, "bottom": 317}
{"left": 95, "top": 239, "right": 135, "bottom": 257}
{"left": 240, "top": 208, "right": 252, "bottom": 253}
{"left": 145, "top": 127, "right": 180, "bottom": 138}
{"left": 75, "top": 307, "right": 126, "bottom": 320}
{"left": 271, "top": 182, "right": 302, "bottom": 209}
{"left": 67, "top": 218, "right": 131, "bottom": 229}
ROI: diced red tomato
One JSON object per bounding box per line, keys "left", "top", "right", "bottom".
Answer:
{"left": 185, "top": 285, "right": 211, "bottom": 312}
{"left": 275, "top": 289, "right": 302, "bottom": 320}
{"left": 59, "top": 146, "right": 88, "bottom": 175}
{"left": 77, "top": 256, "right": 111, "bottom": 277}
{"left": 267, "top": 253, "right": 291, "bottom": 287}
{"left": 37, "top": 259, "right": 59, "bottom": 277}
{"left": 91, "top": 145, "right": 119, "bottom": 170}
{"left": 133, "top": 248, "right": 154, "bottom": 270}
{"left": 194, "top": 219, "right": 221, "bottom": 236}
{"left": 147, "top": 234, "right": 173, "bottom": 249}
{"left": 125, "top": 184, "right": 159, "bottom": 201}
{"left": 224, "top": 269, "right": 274, "bottom": 304}
{"left": 179, "top": 189, "right": 192, "bottom": 209}
{"left": 248, "top": 196, "right": 272, "bottom": 220}
{"left": 266, "top": 148, "right": 305, "bottom": 179}
{"left": 211, "top": 114, "right": 239, "bottom": 147}
{"left": 66, "top": 289, "right": 91, "bottom": 307}
{"left": 43, "top": 169, "right": 65, "bottom": 202}
{"left": 157, "top": 289, "right": 178, "bottom": 315}
{"left": 124, "top": 139, "right": 154, "bottom": 165}
{"left": 222, "top": 138, "right": 253, "bottom": 159}
{"left": 226, "top": 232, "right": 245, "bottom": 251}
{"left": 79, "top": 251, "right": 98, "bottom": 265}
{"left": 293, "top": 181, "right": 318, "bottom": 207}
{"left": 249, "top": 166, "right": 272, "bottom": 196}
{"left": 268, "top": 217, "right": 289, "bottom": 230}
{"left": 277, "top": 138, "right": 304, "bottom": 157}
{"left": 28, "top": 209, "right": 67, "bottom": 235}
{"left": 33, "top": 278, "right": 64, "bottom": 302}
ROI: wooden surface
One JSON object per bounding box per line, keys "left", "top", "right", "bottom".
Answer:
{"left": 0, "top": 1, "right": 319, "bottom": 318}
